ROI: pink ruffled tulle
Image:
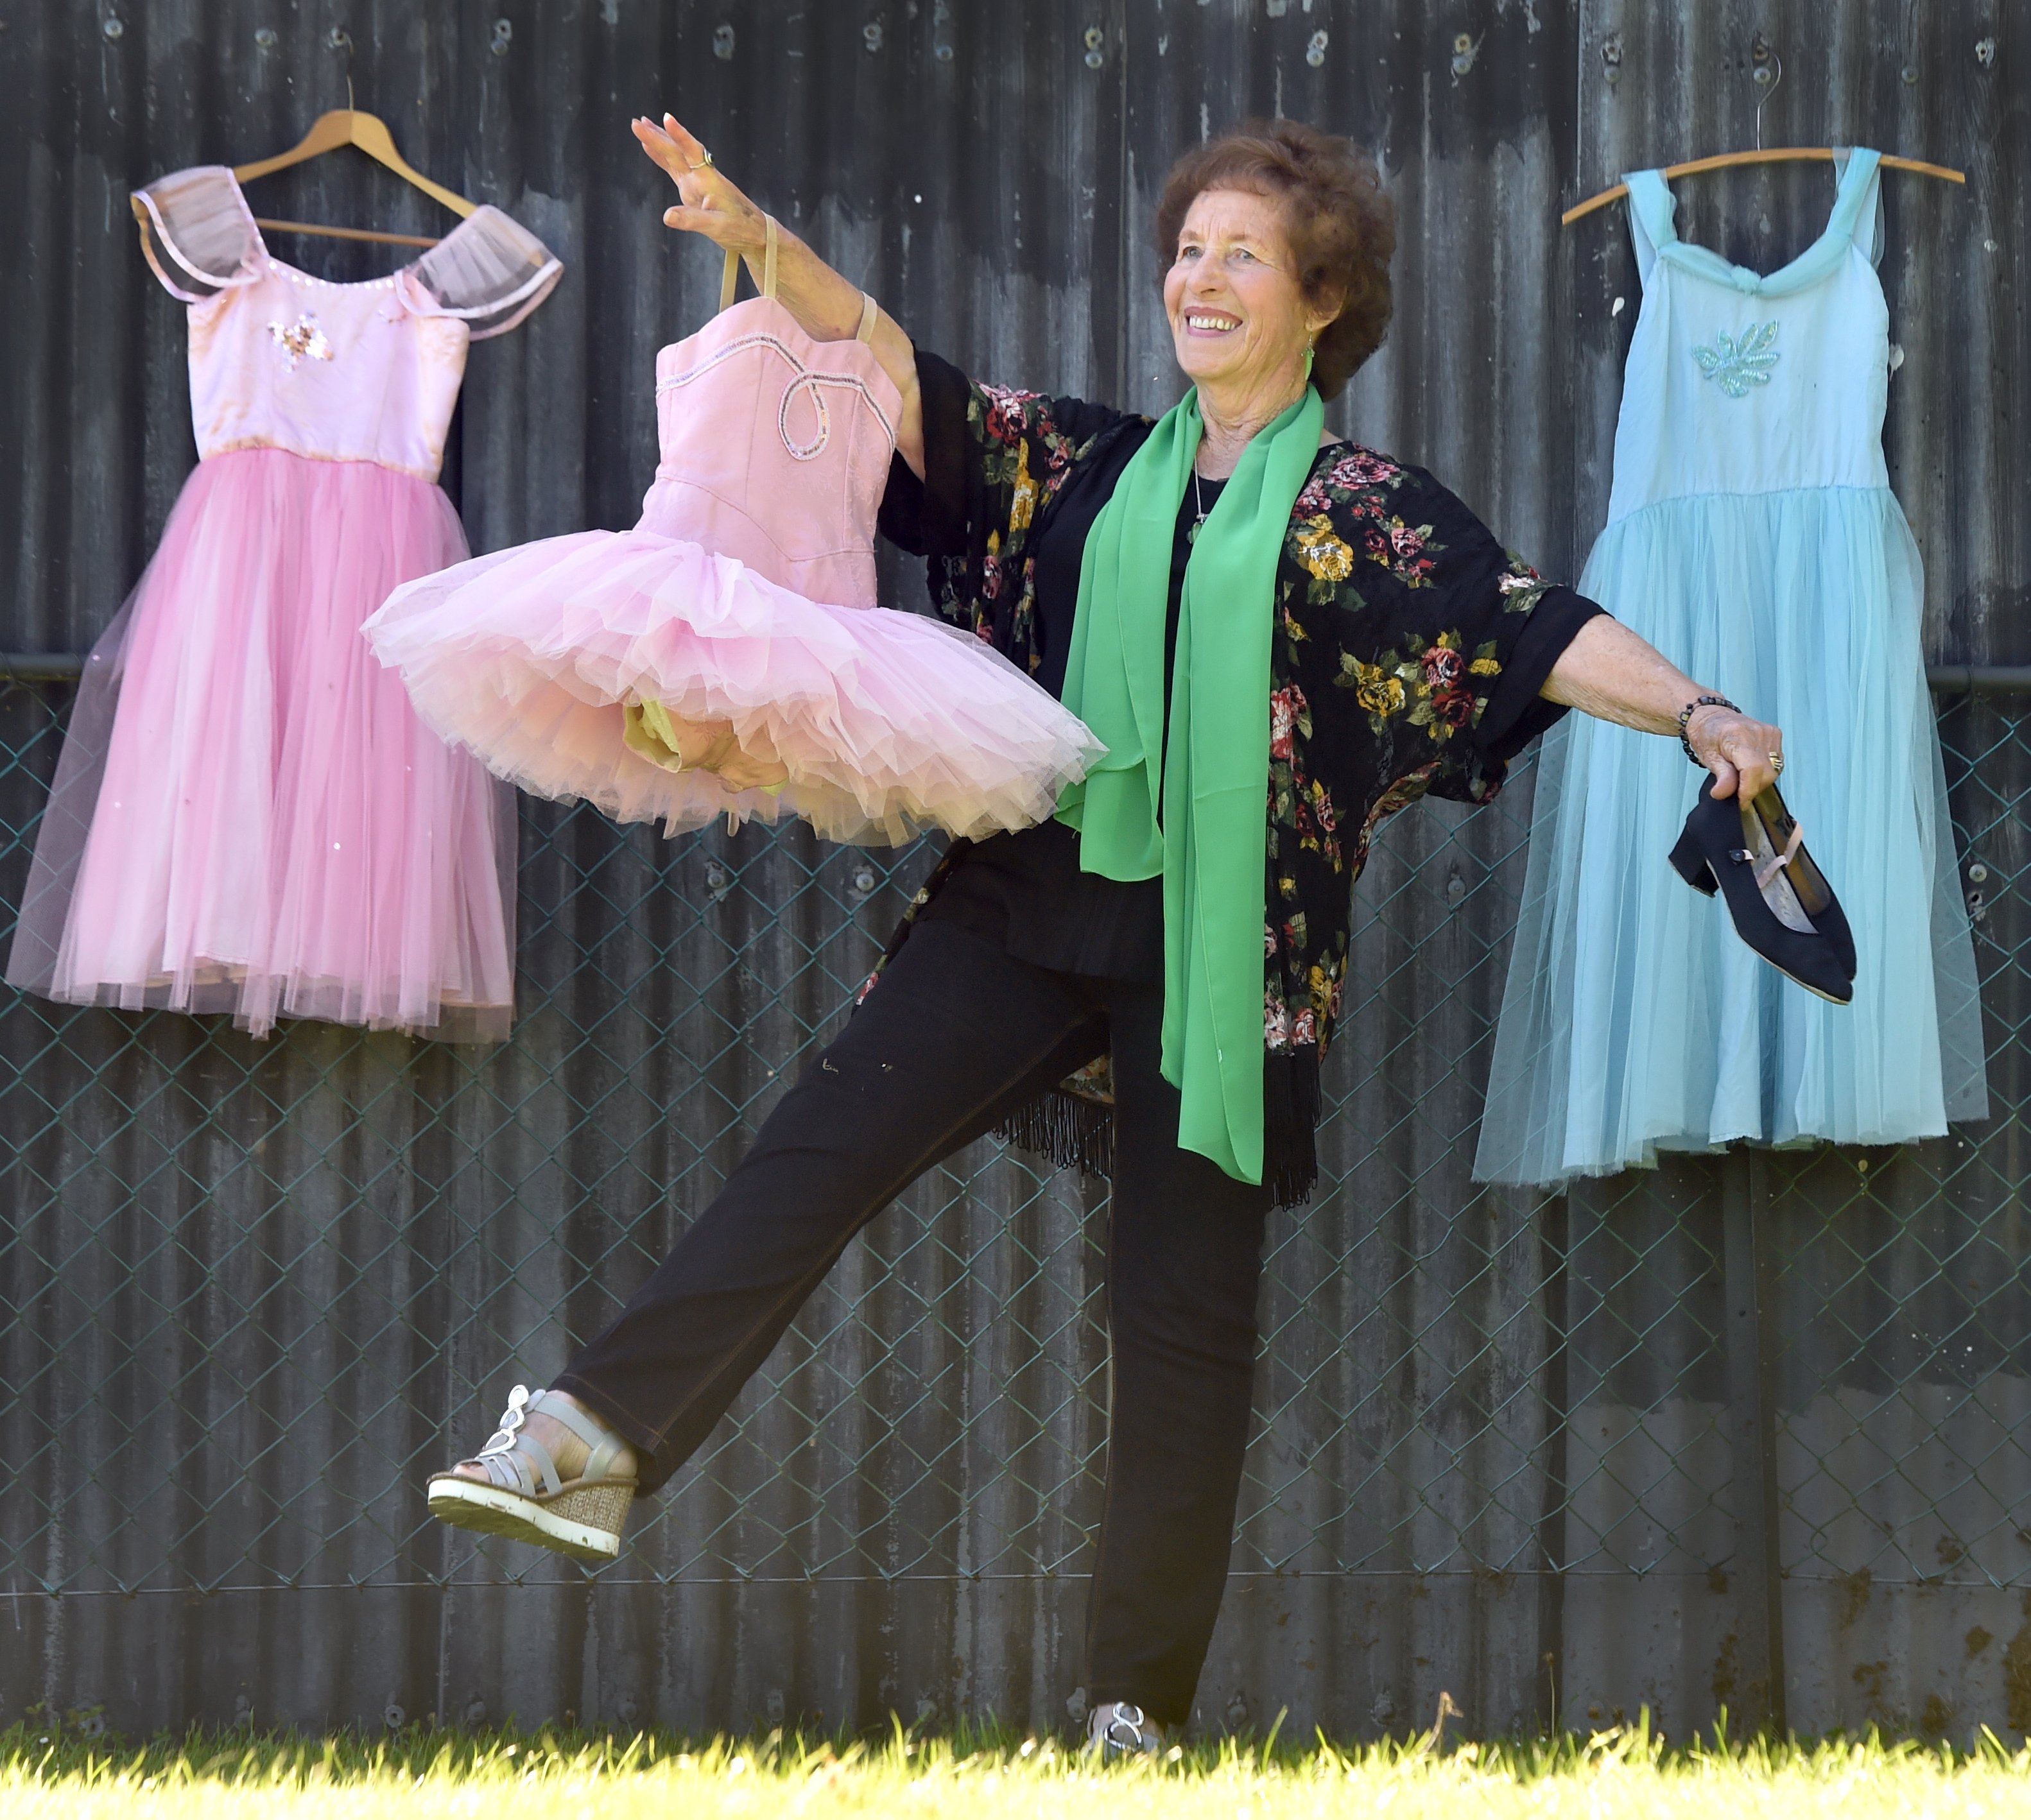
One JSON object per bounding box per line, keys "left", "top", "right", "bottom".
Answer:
{"left": 5, "top": 447, "right": 516, "bottom": 1039}
{"left": 364, "top": 528, "right": 1103, "bottom": 846}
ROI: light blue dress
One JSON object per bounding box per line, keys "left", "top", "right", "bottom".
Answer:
{"left": 1475, "top": 149, "right": 1987, "bottom": 1187}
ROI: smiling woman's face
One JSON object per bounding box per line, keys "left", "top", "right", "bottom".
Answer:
{"left": 1162, "top": 186, "right": 1325, "bottom": 400}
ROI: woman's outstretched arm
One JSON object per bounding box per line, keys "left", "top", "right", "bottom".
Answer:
{"left": 633, "top": 114, "right": 926, "bottom": 477}
{"left": 1542, "top": 613, "right": 1785, "bottom": 802}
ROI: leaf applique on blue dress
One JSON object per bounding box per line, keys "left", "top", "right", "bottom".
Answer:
{"left": 1691, "top": 321, "right": 1780, "bottom": 397}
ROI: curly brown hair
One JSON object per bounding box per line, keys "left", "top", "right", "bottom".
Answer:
{"left": 1154, "top": 119, "right": 1396, "bottom": 400}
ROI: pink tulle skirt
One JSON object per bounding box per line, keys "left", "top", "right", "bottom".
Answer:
{"left": 363, "top": 528, "right": 1103, "bottom": 846}
{"left": 5, "top": 447, "right": 516, "bottom": 1040}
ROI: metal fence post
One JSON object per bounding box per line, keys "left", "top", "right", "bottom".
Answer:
{"left": 1721, "top": 1149, "right": 1788, "bottom": 1735}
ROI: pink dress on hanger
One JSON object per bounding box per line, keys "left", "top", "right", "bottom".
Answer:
{"left": 5, "top": 166, "right": 560, "bottom": 1040}
{"left": 363, "top": 255, "right": 1100, "bottom": 846}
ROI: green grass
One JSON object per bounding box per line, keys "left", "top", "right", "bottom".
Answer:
{"left": 7, "top": 1720, "right": 2031, "bottom": 1819}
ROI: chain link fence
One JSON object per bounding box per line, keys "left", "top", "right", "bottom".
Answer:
{"left": 2, "top": 670, "right": 2027, "bottom": 1733}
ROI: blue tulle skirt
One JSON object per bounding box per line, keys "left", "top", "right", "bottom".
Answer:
{"left": 1474, "top": 486, "right": 1987, "bottom": 1187}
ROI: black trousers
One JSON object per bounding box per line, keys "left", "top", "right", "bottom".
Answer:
{"left": 557, "top": 918, "right": 1272, "bottom": 1726}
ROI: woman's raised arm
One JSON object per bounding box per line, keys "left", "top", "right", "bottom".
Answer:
{"left": 633, "top": 115, "right": 925, "bottom": 476}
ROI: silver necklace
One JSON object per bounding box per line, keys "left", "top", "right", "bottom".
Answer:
{"left": 1191, "top": 466, "right": 1209, "bottom": 543}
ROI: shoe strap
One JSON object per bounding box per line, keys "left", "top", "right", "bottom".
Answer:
{"left": 529, "top": 1388, "right": 637, "bottom": 1484}
{"left": 1753, "top": 819, "right": 1805, "bottom": 893}
{"left": 474, "top": 1430, "right": 560, "bottom": 1497}
{"left": 474, "top": 1385, "right": 562, "bottom": 1496}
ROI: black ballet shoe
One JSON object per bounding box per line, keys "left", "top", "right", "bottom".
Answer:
{"left": 1668, "top": 775, "right": 1856, "bottom": 1004}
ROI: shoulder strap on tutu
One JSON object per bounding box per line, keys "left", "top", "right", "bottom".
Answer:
{"left": 719, "top": 213, "right": 781, "bottom": 311}
{"left": 131, "top": 166, "right": 264, "bottom": 302}
{"left": 406, "top": 207, "right": 563, "bottom": 339}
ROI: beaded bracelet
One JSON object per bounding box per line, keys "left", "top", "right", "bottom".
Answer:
{"left": 1677, "top": 695, "right": 1740, "bottom": 765}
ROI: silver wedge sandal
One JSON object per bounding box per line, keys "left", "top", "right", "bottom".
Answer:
{"left": 428, "top": 1385, "right": 636, "bottom": 1561}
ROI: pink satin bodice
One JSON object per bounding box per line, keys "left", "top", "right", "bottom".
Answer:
{"left": 639, "top": 296, "right": 904, "bottom": 608}
{"left": 181, "top": 265, "right": 475, "bottom": 479}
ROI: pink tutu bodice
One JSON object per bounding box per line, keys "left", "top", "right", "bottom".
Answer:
{"left": 640, "top": 302, "right": 904, "bottom": 608}
{"left": 6, "top": 167, "right": 561, "bottom": 1038}
{"left": 366, "top": 263, "right": 1099, "bottom": 847}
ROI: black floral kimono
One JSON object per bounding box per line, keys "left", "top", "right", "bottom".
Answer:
{"left": 871, "top": 351, "right": 1602, "bottom": 1204}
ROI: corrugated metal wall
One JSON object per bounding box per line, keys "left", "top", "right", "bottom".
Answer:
{"left": 3, "top": 0, "right": 2028, "bottom": 1744}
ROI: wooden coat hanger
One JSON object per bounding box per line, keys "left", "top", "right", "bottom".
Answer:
{"left": 228, "top": 108, "right": 477, "bottom": 248}
{"left": 1563, "top": 146, "right": 1965, "bottom": 227}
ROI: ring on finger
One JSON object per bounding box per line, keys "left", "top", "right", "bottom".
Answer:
{"left": 687, "top": 150, "right": 714, "bottom": 170}
{"left": 1768, "top": 751, "right": 1785, "bottom": 773}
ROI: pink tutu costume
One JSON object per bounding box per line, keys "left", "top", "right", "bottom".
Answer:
{"left": 363, "top": 257, "right": 1100, "bottom": 846}
{"left": 5, "top": 167, "right": 560, "bottom": 1039}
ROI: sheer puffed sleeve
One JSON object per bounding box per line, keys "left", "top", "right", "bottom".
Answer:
{"left": 404, "top": 207, "right": 563, "bottom": 339}
{"left": 131, "top": 166, "right": 264, "bottom": 302}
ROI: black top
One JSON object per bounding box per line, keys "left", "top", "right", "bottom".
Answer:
{"left": 877, "top": 348, "right": 1600, "bottom": 983}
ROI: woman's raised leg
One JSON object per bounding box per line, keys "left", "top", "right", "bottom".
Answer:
{"left": 435, "top": 920, "right": 1105, "bottom": 1551}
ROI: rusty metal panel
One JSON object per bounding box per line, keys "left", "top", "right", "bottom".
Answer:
{"left": 2, "top": 0, "right": 2027, "bottom": 1744}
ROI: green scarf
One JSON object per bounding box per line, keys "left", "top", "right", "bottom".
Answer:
{"left": 1056, "top": 384, "right": 1324, "bottom": 1185}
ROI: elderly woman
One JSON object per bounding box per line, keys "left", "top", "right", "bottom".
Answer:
{"left": 433, "top": 114, "right": 1785, "bottom": 1749}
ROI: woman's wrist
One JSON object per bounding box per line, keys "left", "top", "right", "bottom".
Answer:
{"left": 1678, "top": 694, "right": 1740, "bottom": 764}
{"left": 767, "top": 227, "right": 870, "bottom": 342}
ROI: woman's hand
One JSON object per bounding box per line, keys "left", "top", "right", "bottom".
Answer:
{"left": 632, "top": 114, "right": 769, "bottom": 259}
{"left": 1541, "top": 614, "right": 1785, "bottom": 800}
{"left": 1682, "top": 702, "right": 1785, "bottom": 802}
